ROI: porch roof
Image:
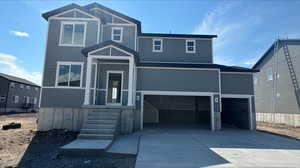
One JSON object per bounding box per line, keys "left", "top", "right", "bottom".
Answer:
{"left": 81, "top": 40, "right": 139, "bottom": 64}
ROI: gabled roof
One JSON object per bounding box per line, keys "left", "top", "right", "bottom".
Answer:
{"left": 81, "top": 40, "right": 139, "bottom": 63}
{"left": 84, "top": 3, "right": 141, "bottom": 25}
{"left": 252, "top": 39, "right": 300, "bottom": 69}
{"left": 138, "top": 63, "right": 259, "bottom": 73}
{"left": 0, "top": 73, "right": 40, "bottom": 87}
{"left": 42, "top": 3, "right": 96, "bottom": 21}
{"left": 140, "top": 33, "right": 217, "bottom": 39}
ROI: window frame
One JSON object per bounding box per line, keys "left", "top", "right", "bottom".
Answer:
{"left": 23, "top": 96, "right": 30, "bottom": 104}
{"left": 33, "top": 97, "right": 37, "bottom": 105}
{"left": 20, "top": 84, "right": 24, "bottom": 89}
{"left": 59, "top": 21, "right": 87, "bottom": 47}
{"left": 13, "top": 95, "right": 19, "bottom": 104}
{"left": 10, "top": 82, "right": 15, "bottom": 88}
{"left": 152, "top": 39, "right": 163, "bottom": 52}
{"left": 267, "top": 67, "right": 273, "bottom": 81}
{"left": 26, "top": 85, "right": 30, "bottom": 90}
{"left": 186, "top": 39, "right": 196, "bottom": 53}
{"left": 55, "top": 62, "right": 84, "bottom": 88}
{"left": 111, "top": 27, "right": 123, "bottom": 42}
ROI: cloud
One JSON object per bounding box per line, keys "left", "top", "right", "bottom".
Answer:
{"left": 0, "top": 53, "right": 41, "bottom": 85}
{"left": 243, "top": 57, "right": 259, "bottom": 66}
{"left": 10, "top": 30, "right": 30, "bottom": 37}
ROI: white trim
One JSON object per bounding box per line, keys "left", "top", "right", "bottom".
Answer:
{"left": 49, "top": 8, "right": 99, "bottom": 21}
{"left": 128, "top": 59, "right": 134, "bottom": 106}
{"left": 105, "top": 23, "right": 135, "bottom": 26}
{"left": 186, "top": 39, "right": 196, "bottom": 53}
{"left": 99, "top": 62, "right": 129, "bottom": 65}
{"left": 105, "top": 71, "right": 124, "bottom": 106}
{"left": 84, "top": 57, "right": 93, "bottom": 105}
{"left": 221, "top": 72, "right": 254, "bottom": 75}
{"left": 139, "top": 36, "right": 212, "bottom": 40}
{"left": 89, "top": 45, "right": 134, "bottom": 57}
{"left": 137, "top": 66, "right": 218, "bottom": 71}
{"left": 59, "top": 21, "right": 87, "bottom": 47}
{"left": 140, "top": 91, "right": 215, "bottom": 96}
{"left": 111, "top": 27, "right": 123, "bottom": 43}
{"left": 93, "top": 63, "right": 97, "bottom": 105}
{"left": 249, "top": 96, "right": 253, "bottom": 130}
{"left": 221, "top": 94, "right": 253, "bottom": 98}
{"left": 152, "top": 38, "right": 163, "bottom": 52}
{"left": 55, "top": 61, "right": 84, "bottom": 88}
{"left": 90, "top": 7, "right": 135, "bottom": 25}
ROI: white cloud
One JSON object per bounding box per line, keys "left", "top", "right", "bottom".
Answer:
{"left": 0, "top": 53, "right": 41, "bottom": 85}
{"left": 244, "top": 57, "right": 259, "bottom": 66}
{"left": 10, "top": 30, "right": 30, "bottom": 37}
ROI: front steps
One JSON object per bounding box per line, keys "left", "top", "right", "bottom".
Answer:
{"left": 61, "top": 108, "right": 121, "bottom": 155}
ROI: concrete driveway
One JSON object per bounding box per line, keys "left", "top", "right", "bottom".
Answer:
{"left": 135, "top": 125, "right": 300, "bottom": 168}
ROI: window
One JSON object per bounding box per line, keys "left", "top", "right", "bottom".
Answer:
{"left": 20, "top": 84, "right": 24, "bottom": 89}
{"left": 60, "top": 22, "right": 86, "bottom": 46}
{"left": 0, "top": 96, "right": 6, "bottom": 103}
{"left": 267, "top": 67, "right": 273, "bottom": 81}
{"left": 111, "top": 27, "right": 123, "bottom": 42}
{"left": 13, "top": 95, "right": 19, "bottom": 103}
{"left": 56, "top": 62, "right": 83, "bottom": 87}
{"left": 186, "top": 40, "right": 196, "bottom": 53}
{"left": 23, "top": 96, "right": 30, "bottom": 104}
{"left": 10, "top": 82, "right": 15, "bottom": 88}
{"left": 35, "top": 87, "right": 38, "bottom": 91}
{"left": 153, "top": 39, "right": 162, "bottom": 52}
{"left": 26, "top": 85, "right": 30, "bottom": 90}
{"left": 33, "top": 97, "right": 37, "bottom": 105}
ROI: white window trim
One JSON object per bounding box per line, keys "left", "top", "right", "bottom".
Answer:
{"left": 33, "top": 97, "right": 37, "bottom": 105}
{"left": 13, "top": 95, "right": 19, "bottom": 104}
{"left": 111, "top": 27, "right": 123, "bottom": 42}
{"left": 55, "top": 62, "right": 84, "bottom": 88}
{"left": 105, "top": 71, "right": 124, "bottom": 106}
{"left": 152, "top": 39, "right": 163, "bottom": 52}
{"left": 20, "top": 84, "right": 24, "bottom": 89}
{"left": 24, "top": 96, "right": 30, "bottom": 104}
{"left": 59, "top": 21, "right": 87, "bottom": 47}
{"left": 186, "top": 39, "right": 196, "bottom": 53}
{"left": 10, "top": 82, "right": 15, "bottom": 88}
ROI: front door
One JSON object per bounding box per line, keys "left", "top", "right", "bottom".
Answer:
{"left": 106, "top": 71, "right": 123, "bottom": 105}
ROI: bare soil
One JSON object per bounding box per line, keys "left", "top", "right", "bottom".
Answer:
{"left": 257, "top": 121, "right": 300, "bottom": 140}
{"left": 0, "top": 113, "right": 135, "bottom": 168}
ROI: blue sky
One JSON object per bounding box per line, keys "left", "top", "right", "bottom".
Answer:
{"left": 0, "top": 0, "right": 299, "bottom": 84}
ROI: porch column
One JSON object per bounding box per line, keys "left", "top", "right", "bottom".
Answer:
{"left": 84, "top": 56, "right": 93, "bottom": 105}
{"left": 127, "top": 58, "right": 134, "bottom": 106}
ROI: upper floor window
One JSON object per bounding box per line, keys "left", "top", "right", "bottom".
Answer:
{"left": 23, "top": 96, "right": 30, "bottom": 104}
{"left": 35, "top": 87, "right": 38, "bottom": 91}
{"left": 20, "top": 84, "right": 24, "bottom": 89}
{"left": 186, "top": 40, "right": 196, "bottom": 53}
{"left": 153, "top": 39, "right": 162, "bottom": 52}
{"left": 111, "top": 27, "right": 123, "bottom": 42}
{"left": 56, "top": 62, "right": 83, "bottom": 88}
{"left": 33, "top": 97, "right": 37, "bottom": 105}
{"left": 0, "top": 96, "right": 6, "bottom": 103}
{"left": 60, "top": 21, "right": 86, "bottom": 47}
{"left": 267, "top": 67, "right": 273, "bottom": 81}
{"left": 26, "top": 85, "right": 30, "bottom": 90}
{"left": 10, "top": 82, "right": 15, "bottom": 88}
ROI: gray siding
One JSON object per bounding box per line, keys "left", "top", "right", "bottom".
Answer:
{"left": 137, "top": 68, "right": 219, "bottom": 92}
{"left": 42, "top": 19, "right": 99, "bottom": 87}
{"left": 221, "top": 73, "right": 254, "bottom": 95}
{"left": 254, "top": 42, "right": 300, "bottom": 114}
{"left": 41, "top": 88, "right": 84, "bottom": 108}
{"left": 138, "top": 38, "right": 212, "bottom": 63}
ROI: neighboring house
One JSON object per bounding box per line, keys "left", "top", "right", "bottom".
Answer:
{"left": 38, "top": 3, "right": 258, "bottom": 134}
{"left": 253, "top": 39, "right": 300, "bottom": 127}
{"left": 0, "top": 73, "right": 40, "bottom": 113}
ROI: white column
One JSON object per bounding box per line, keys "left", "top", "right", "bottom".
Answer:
{"left": 127, "top": 58, "right": 134, "bottom": 106}
{"left": 84, "top": 56, "right": 93, "bottom": 105}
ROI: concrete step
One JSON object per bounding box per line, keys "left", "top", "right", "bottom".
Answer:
{"left": 87, "top": 115, "right": 118, "bottom": 120}
{"left": 87, "top": 119, "right": 117, "bottom": 124}
{"left": 78, "top": 133, "right": 114, "bottom": 140}
{"left": 83, "top": 124, "right": 116, "bottom": 129}
{"left": 81, "top": 128, "right": 115, "bottom": 134}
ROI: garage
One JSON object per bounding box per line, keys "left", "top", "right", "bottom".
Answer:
{"left": 221, "top": 98, "right": 251, "bottom": 129}
{"left": 143, "top": 95, "right": 212, "bottom": 129}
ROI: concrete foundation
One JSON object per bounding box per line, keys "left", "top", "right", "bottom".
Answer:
{"left": 256, "top": 112, "right": 300, "bottom": 127}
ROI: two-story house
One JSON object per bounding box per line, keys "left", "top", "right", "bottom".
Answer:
{"left": 38, "top": 3, "right": 258, "bottom": 138}
{"left": 0, "top": 73, "right": 40, "bottom": 113}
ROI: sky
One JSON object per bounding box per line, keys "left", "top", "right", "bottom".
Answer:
{"left": 0, "top": 0, "right": 299, "bottom": 85}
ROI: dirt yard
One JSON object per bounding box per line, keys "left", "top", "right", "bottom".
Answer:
{"left": 257, "top": 121, "right": 300, "bottom": 140}
{"left": 0, "top": 113, "right": 135, "bottom": 168}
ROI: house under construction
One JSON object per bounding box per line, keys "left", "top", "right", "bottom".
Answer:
{"left": 253, "top": 39, "right": 300, "bottom": 127}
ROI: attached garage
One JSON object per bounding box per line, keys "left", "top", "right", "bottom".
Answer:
{"left": 221, "top": 97, "right": 251, "bottom": 129}
{"left": 142, "top": 95, "right": 212, "bottom": 129}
